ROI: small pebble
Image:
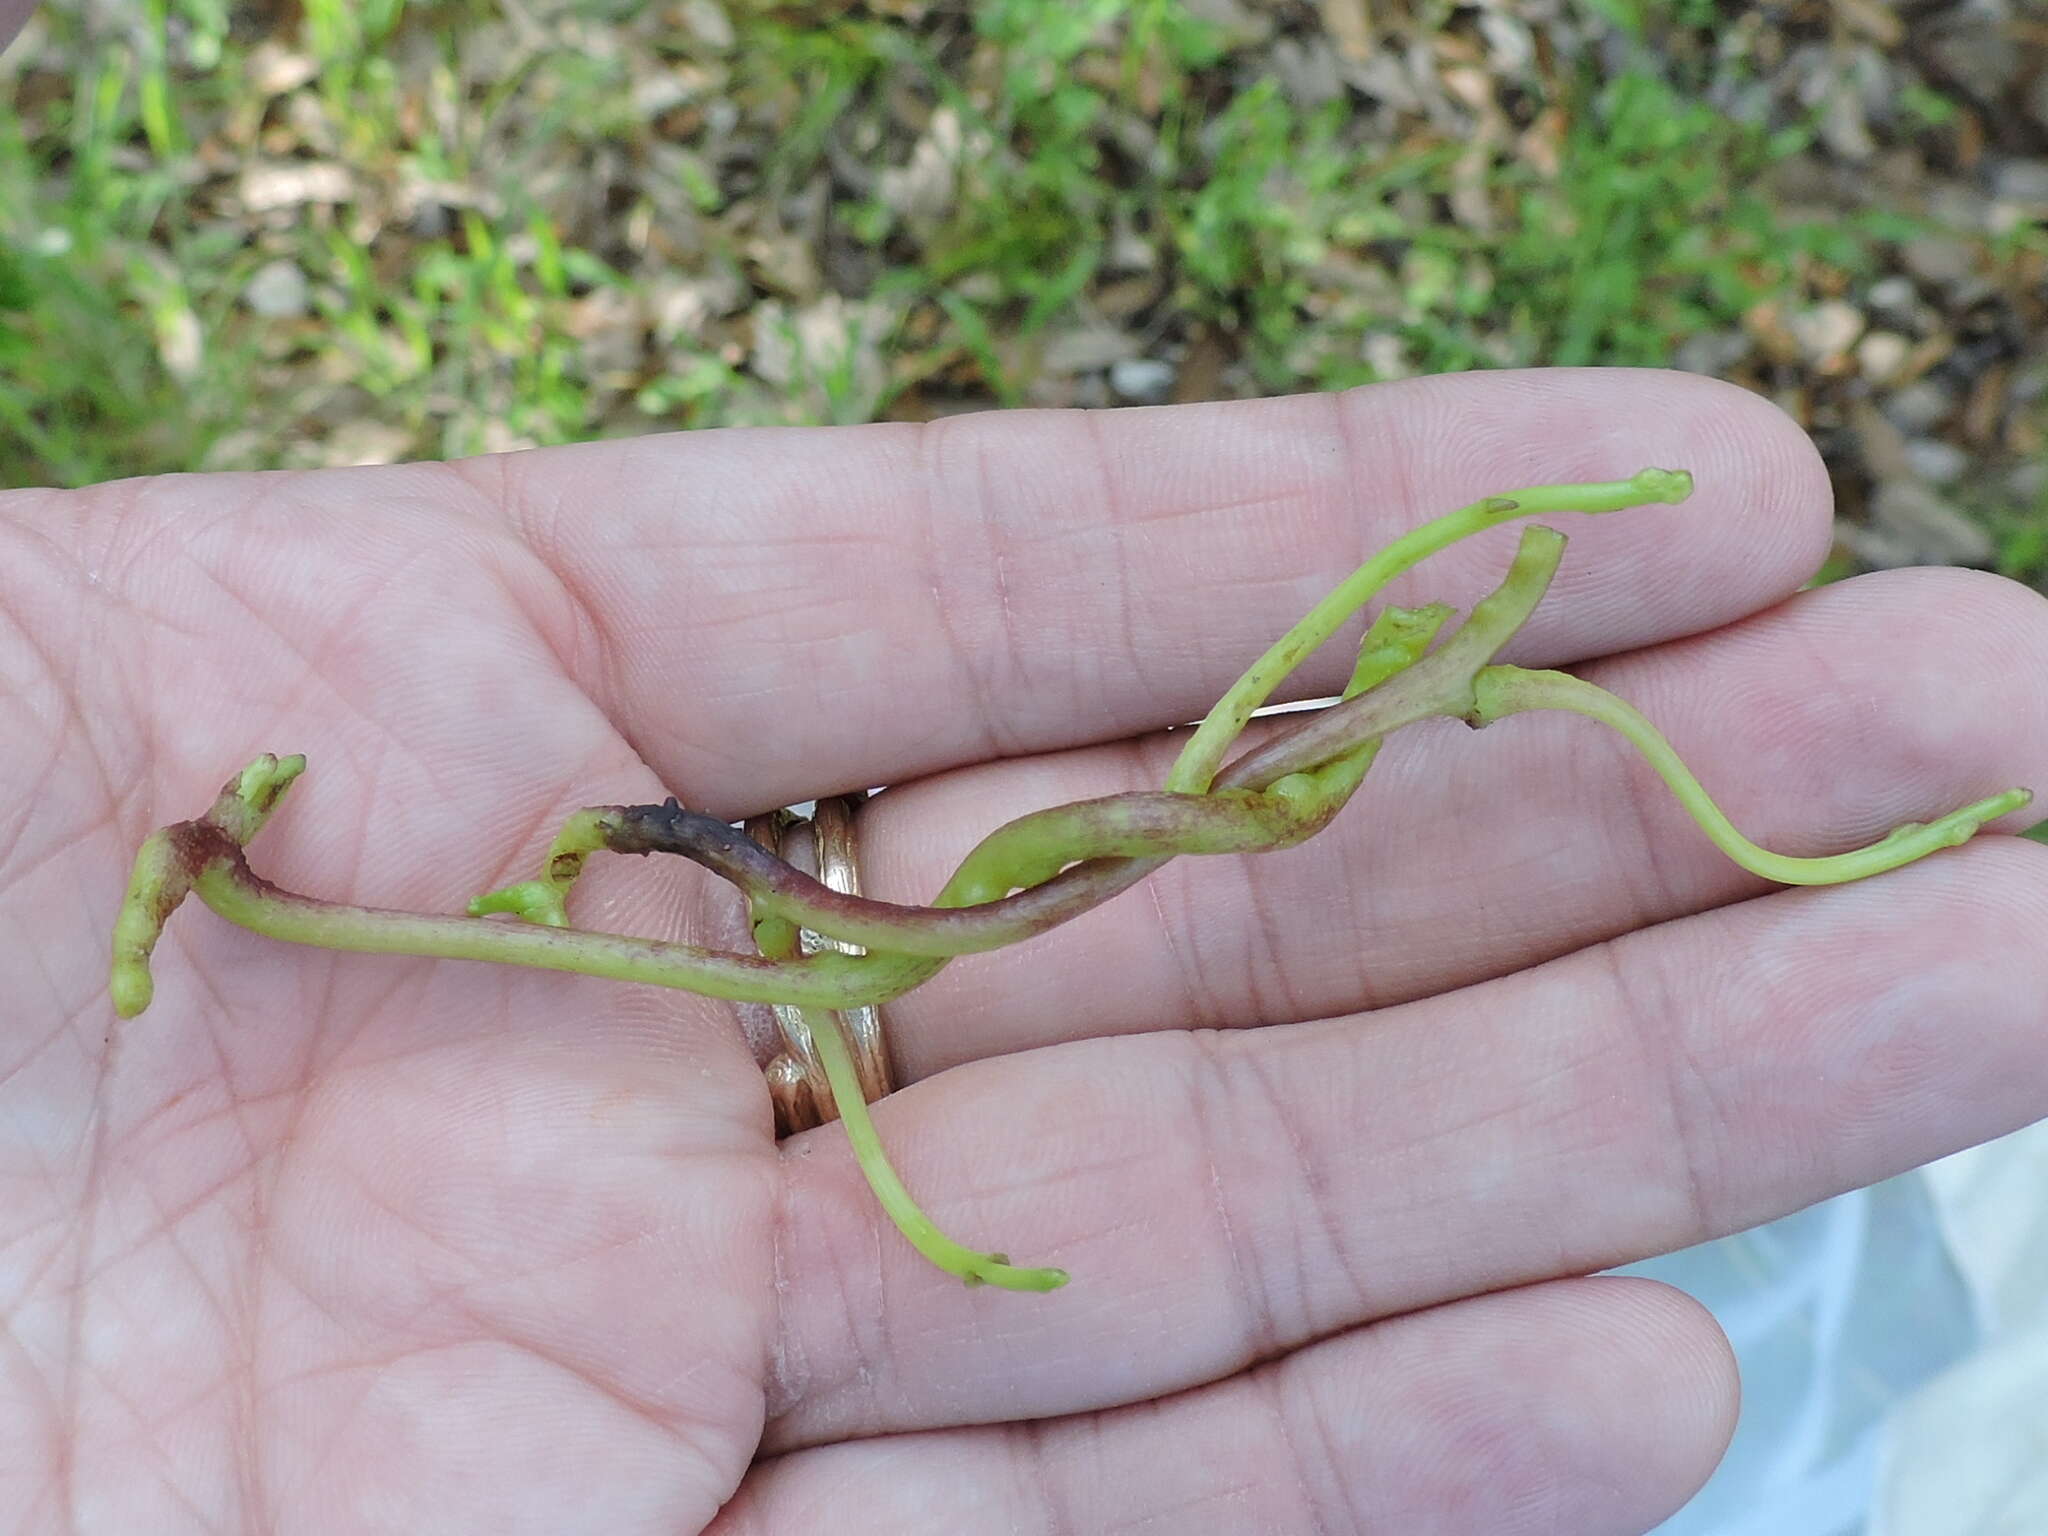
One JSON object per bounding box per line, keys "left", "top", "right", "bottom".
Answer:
{"left": 1788, "top": 300, "right": 1864, "bottom": 366}
{"left": 1674, "top": 330, "right": 1750, "bottom": 377}
{"left": 680, "top": 0, "right": 734, "bottom": 50}
{"left": 1871, "top": 480, "right": 1993, "bottom": 566}
{"left": 1926, "top": 24, "right": 2023, "bottom": 100}
{"left": 243, "top": 258, "right": 310, "bottom": 319}
{"left": 1109, "top": 357, "right": 1175, "bottom": 404}
{"left": 1883, "top": 379, "right": 1957, "bottom": 435}
{"left": 1864, "top": 275, "right": 1921, "bottom": 328}
{"left": 246, "top": 42, "right": 317, "bottom": 96}
{"left": 1269, "top": 35, "right": 1343, "bottom": 108}
{"left": 1364, "top": 332, "right": 1411, "bottom": 379}
{"left": 1855, "top": 330, "right": 1910, "bottom": 384}
{"left": 1991, "top": 158, "right": 2048, "bottom": 208}
{"left": 1834, "top": 522, "right": 1919, "bottom": 571}
{"left": 1901, "top": 235, "right": 1976, "bottom": 290}
{"left": 1045, "top": 330, "right": 1134, "bottom": 375}
{"left": 1903, "top": 437, "right": 1970, "bottom": 486}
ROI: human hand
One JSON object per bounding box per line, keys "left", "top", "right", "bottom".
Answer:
{"left": 0, "top": 0, "right": 36, "bottom": 54}
{"left": 6, "top": 370, "right": 2044, "bottom": 1533}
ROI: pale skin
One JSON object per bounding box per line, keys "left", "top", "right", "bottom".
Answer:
{"left": 7, "top": 370, "right": 2048, "bottom": 1534}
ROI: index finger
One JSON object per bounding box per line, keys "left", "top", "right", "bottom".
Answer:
{"left": 475, "top": 368, "right": 1830, "bottom": 815}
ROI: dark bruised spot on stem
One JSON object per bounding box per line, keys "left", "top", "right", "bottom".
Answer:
{"left": 164, "top": 818, "right": 241, "bottom": 884}
{"left": 607, "top": 799, "right": 765, "bottom": 865}
{"left": 111, "top": 816, "right": 257, "bottom": 1017}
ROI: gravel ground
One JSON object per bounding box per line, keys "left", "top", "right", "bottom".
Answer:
{"left": 2, "top": 1, "right": 2042, "bottom": 583}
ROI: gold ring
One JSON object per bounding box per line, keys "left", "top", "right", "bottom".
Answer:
{"left": 742, "top": 795, "right": 894, "bottom": 1136}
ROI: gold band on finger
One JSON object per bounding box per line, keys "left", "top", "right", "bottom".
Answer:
{"left": 743, "top": 795, "right": 894, "bottom": 1136}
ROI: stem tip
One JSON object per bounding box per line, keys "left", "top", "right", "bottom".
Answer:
{"left": 1630, "top": 467, "right": 1693, "bottom": 504}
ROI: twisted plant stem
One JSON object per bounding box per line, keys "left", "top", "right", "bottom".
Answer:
{"left": 1467, "top": 666, "right": 2030, "bottom": 881}
{"left": 1163, "top": 469, "right": 1693, "bottom": 794}
{"left": 107, "top": 757, "right": 944, "bottom": 1018}
{"left": 517, "top": 520, "right": 1573, "bottom": 969}
{"left": 107, "top": 468, "right": 2031, "bottom": 1291}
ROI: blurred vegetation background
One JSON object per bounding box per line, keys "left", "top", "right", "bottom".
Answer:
{"left": 1, "top": 0, "right": 2043, "bottom": 583}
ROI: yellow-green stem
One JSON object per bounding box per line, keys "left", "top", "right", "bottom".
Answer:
{"left": 1470, "top": 665, "right": 2033, "bottom": 883}
{"left": 1166, "top": 468, "right": 1692, "bottom": 794}
{"left": 753, "top": 913, "right": 1067, "bottom": 1291}
{"left": 802, "top": 1002, "right": 1067, "bottom": 1291}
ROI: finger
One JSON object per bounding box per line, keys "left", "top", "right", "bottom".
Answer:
{"left": 479, "top": 370, "right": 1829, "bottom": 815}
{"left": 0, "top": 0, "right": 33, "bottom": 52}
{"left": 764, "top": 834, "right": 2048, "bottom": 1445}
{"left": 857, "top": 565, "right": 2048, "bottom": 1076}
{"left": 719, "top": 1279, "right": 1731, "bottom": 1536}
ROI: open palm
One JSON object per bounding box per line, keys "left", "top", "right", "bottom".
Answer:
{"left": 6, "top": 371, "right": 2046, "bottom": 1535}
